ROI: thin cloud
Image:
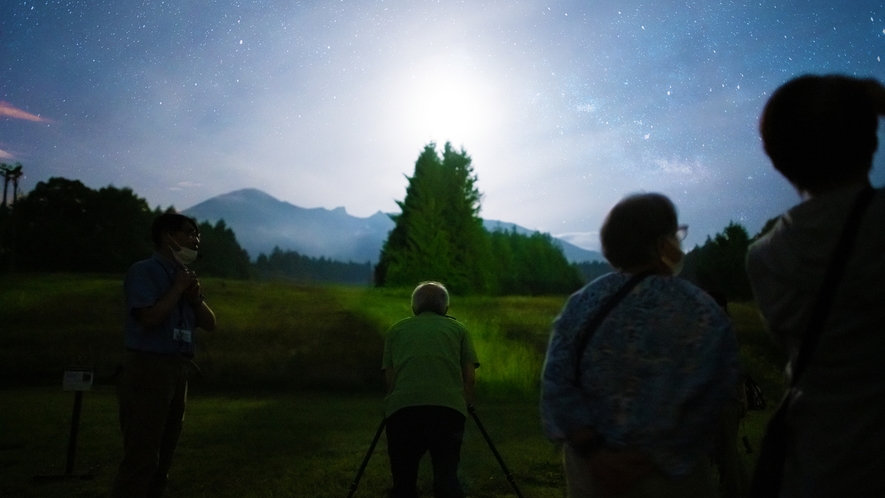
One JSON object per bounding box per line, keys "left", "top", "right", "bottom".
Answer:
{"left": 0, "top": 101, "right": 50, "bottom": 122}
{"left": 0, "top": 148, "right": 12, "bottom": 159}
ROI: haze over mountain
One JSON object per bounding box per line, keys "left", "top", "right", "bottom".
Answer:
{"left": 183, "top": 189, "right": 603, "bottom": 264}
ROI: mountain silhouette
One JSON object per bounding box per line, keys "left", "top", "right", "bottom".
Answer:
{"left": 183, "top": 188, "right": 603, "bottom": 263}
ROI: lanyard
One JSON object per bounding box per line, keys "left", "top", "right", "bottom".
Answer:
{"left": 153, "top": 259, "right": 189, "bottom": 330}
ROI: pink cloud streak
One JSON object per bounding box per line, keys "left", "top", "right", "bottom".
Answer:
{"left": 0, "top": 101, "right": 50, "bottom": 122}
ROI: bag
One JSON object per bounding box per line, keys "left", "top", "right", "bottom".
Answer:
{"left": 749, "top": 394, "right": 790, "bottom": 497}
{"left": 745, "top": 374, "right": 766, "bottom": 411}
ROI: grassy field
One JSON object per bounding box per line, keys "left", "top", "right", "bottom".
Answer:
{"left": 0, "top": 274, "right": 786, "bottom": 497}
{"left": 3, "top": 388, "right": 566, "bottom": 498}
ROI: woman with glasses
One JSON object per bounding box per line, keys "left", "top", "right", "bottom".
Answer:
{"left": 542, "top": 192, "right": 739, "bottom": 498}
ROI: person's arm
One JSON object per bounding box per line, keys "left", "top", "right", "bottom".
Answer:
{"left": 132, "top": 269, "right": 195, "bottom": 327}
{"left": 462, "top": 363, "right": 476, "bottom": 405}
{"left": 191, "top": 298, "right": 217, "bottom": 332}
{"left": 384, "top": 367, "right": 395, "bottom": 394}
{"left": 541, "top": 293, "right": 599, "bottom": 443}
{"left": 183, "top": 277, "right": 216, "bottom": 332}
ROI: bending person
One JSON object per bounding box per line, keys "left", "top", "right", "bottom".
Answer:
{"left": 382, "top": 281, "right": 480, "bottom": 498}
{"left": 542, "top": 193, "right": 739, "bottom": 498}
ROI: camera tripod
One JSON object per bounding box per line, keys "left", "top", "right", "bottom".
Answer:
{"left": 346, "top": 404, "right": 525, "bottom": 498}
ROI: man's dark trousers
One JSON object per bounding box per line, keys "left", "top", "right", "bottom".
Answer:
{"left": 112, "top": 352, "right": 188, "bottom": 498}
{"left": 386, "top": 405, "right": 466, "bottom": 498}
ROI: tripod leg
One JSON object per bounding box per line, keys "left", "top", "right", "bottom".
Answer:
{"left": 467, "top": 405, "right": 526, "bottom": 498}
{"left": 346, "top": 418, "right": 386, "bottom": 498}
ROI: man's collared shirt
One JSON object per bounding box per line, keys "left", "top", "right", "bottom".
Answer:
{"left": 124, "top": 253, "right": 197, "bottom": 356}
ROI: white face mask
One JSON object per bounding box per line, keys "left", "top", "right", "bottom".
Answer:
{"left": 167, "top": 232, "right": 199, "bottom": 265}
{"left": 661, "top": 253, "right": 685, "bottom": 276}
{"left": 172, "top": 246, "right": 198, "bottom": 265}
{"left": 661, "top": 237, "right": 685, "bottom": 276}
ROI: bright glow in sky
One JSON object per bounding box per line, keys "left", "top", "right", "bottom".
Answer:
{"left": 3, "top": 0, "right": 885, "bottom": 251}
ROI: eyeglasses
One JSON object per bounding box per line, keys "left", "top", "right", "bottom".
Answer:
{"left": 176, "top": 229, "right": 200, "bottom": 239}
{"left": 674, "top": 225, "right": 688, "bottom": 242}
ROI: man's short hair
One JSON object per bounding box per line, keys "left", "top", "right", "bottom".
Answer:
{"left": 600, "top": 193, "right": 677, "bottom": 271}
{"left": 151, "top": 212, "right": 198, "bottom": 248}
{"left": 760, "top": 74, "right": 881, "bottom": 193}
{"left": 411, "top": 281, "right": 449, "bottom": 315}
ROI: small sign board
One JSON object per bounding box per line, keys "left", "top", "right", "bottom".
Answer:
{"left": 63, "top": 368, "right": 93, "bottom": 391}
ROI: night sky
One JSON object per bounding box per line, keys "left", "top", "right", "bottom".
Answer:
{"left": 3, "top": 0, "right": 885, "bottom": 251}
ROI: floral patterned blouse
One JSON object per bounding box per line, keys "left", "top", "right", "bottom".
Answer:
{"left": 541, "top": 272, "right": 739, "bottom": 477}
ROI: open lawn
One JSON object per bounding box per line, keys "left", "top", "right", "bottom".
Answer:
{"left": 0, "top": 274, "right": 786, "bottom": 497}
{"left": 2, "top": 389, "right": 565, "bottom": 497}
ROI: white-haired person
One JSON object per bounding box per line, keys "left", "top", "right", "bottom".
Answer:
{"left": 747, "top": 74, "right": 885, "bottom": 497}
{"left": 382, "top": 282, "right": 480, "bottom": 498}
{"left": 542, "top": 192, "right": 739, "bottom": 498}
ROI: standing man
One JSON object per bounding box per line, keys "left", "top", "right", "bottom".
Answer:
{"left": 112, "top": 212, "right": 217, "bottom": 498}
{"left": 382, "top": 281, "right": 480, "bottom": 498}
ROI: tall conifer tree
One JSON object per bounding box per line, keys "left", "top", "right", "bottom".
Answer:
{"left": 375, "top": 142, "right": 491, "bottom": 293}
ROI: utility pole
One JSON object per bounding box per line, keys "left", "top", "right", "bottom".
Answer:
{"left": 1, "top": 163, "right": 22, "bottom": 208}
{"left": 8, "top": 164, "right": 23, "bottom": 206}
{"left": 0, "top": 163, "right": 23, "bottom": 272}
{"left": 1, "top": 163, "right": 12, "bottom": 208}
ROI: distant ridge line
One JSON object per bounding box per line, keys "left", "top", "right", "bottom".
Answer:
{"left": 183, "top": 188, "right": 604, "bottom": 264}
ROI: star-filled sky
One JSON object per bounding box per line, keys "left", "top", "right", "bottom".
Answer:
{"left": 3, "top": 0, "right": 885, "bottom": 251}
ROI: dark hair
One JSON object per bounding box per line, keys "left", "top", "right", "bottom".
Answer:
{"left": 151, "top": 212, "right": 198, "bottom": 247}
{"left": 760, "top": 74, "right": 881, "bottom": 192}
{"left": 600, "top": 193, "right": 677, "bottom": 270}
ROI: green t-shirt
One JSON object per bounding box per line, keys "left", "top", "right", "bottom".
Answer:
{"left": 382, "top": 312, "right": 479, "bottom": 418}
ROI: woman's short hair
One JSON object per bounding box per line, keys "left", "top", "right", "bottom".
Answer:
{"left": 411, "top": 281, "right": 449, "bottom": 315}
{"left": 760, "top": 74, "right": 882, "bottom": 193}
{"left": 600, "top": 193, "right": 677, "bottom": 270}
{"left": 151, "top": 212, "right": 198, "bottom": 247}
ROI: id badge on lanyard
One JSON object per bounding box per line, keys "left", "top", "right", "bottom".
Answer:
{"left": 173, "top": 327, "right": 193, "bottom": 343}
{"left": 173, "top": 297, "right": 193, "bottom": 345}
{"left": 157, "top": 260, "right": 195, "bottom": 351}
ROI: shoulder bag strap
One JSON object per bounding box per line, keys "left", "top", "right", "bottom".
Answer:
{"left": 573, "top": 270, "right": 654, "bottom": 386}
{"left": 791, "top": 186, "right": 876, "bottom": 386}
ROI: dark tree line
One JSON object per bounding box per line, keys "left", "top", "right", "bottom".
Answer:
{"left": 682, "top": 220, "right": 781, "bottom": 302}
{"left": 1, "top": 176, "right": 375, "bottom": 284}
{"left": 0, "top": 177, "right": 250, "bottom": 278}
{"left": 688, "top": 222, "right": 754, "bottom": 301}
{"left": 488, "top": 229, "right": 584, "bottom": 295}
{"left": 376, "top": 143, "right": 584, "bottom": 295}
{"left": 4, "top": 177, "right": 159, "bottom": 273}
{"left": 1, "top": 173, "right": 777, "bottom": 299}
{"left": 574, "top": 261, "right": 616, "bottom": 284}
{"left": 189, "top": 219, "right": 251, "bottom": 279}
{"left": 572, "top": 222, "right": 769, "bottom": 303}
{"left": 254, "top": 247, "right": 373, "bottom": 284}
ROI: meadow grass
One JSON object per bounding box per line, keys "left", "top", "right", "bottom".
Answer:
{"left": 729, "top": 302, "right": 787, "bottom": 400}
{"left": 0, "top": 274, "right": 564, "bottom": 397}
{"left": 1, "top": 388, "right": 564, "bottom": 498}
{"left": 0, "top": 274, "right": 788, "bottom": 497}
